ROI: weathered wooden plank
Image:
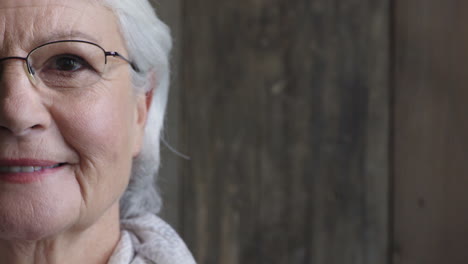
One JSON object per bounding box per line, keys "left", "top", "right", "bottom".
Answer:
{"left": 179, "top": 0, "right": 390, "bottom": 263}
{"left": 394, "top": 1, "right": 468, "bottom": 263}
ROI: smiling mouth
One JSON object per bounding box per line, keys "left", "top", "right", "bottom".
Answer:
{"left": 0, "top": 163, "right": 67, "bottom": 173}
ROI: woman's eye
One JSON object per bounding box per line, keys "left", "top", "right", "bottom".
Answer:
{"left": 49, "top": 55, "right": 88, "bottom": 72}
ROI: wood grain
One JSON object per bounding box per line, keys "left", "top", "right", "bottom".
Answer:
{"left": 394, "top": 1, "right": 468, "bottom": 263}
{"left": 178, "top": 0, "right": 390, "bottom": 263}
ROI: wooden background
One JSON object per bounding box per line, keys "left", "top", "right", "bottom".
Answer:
{"left": 152, "top": 0, "right": 468, "bottom": 263}
{"left": 393, "top": 0, "right": 468, "bottom": 264}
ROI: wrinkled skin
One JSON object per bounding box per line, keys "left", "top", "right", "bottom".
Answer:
{"left": 0, "top": 0, "right": 149, "bottom": 263}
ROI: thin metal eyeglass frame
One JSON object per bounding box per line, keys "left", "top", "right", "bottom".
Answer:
{"left": 0, "top": 39, "right": 140, "bottom": 79}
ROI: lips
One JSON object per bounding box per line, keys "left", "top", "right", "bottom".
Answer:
{"left": 0, "top": 160, "right": 68, "bottom": 183}
{"left": 0, "top": 163, "right": 65, "bottom": 173}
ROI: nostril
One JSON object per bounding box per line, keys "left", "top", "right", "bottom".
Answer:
{"left": 0, "top": 123, "right": 45, "bottom": 136}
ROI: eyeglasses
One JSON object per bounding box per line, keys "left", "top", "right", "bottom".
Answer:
{"left": 0, "top": 40, "right": 140, "bottom": 89}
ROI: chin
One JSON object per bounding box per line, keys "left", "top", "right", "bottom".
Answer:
{"left": 0, "top": 202, "right": 81, "bottom": 241}
{"left": 0, "top": 213, "right": 70, "bottom": 241}
{"left": 0, "top": 181, "right": 82, "bottom": 241}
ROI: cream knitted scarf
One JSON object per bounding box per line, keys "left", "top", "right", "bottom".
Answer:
{"left": 108, "top": 214, "right": 196, "bottom": 264}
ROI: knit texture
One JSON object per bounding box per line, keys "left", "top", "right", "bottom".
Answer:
{"left": 108, "top": 214, "right": 196, "bottom": 264}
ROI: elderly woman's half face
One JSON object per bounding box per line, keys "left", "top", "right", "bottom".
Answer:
{"left": 0, "top": 0, "right": 148, "bottom": 240}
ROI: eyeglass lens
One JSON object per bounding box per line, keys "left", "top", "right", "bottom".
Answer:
{"left": 27, "top": 41, "right": 107, "bottom": 89}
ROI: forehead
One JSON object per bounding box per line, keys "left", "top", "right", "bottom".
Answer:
{"left": 0, "top": 0, "right": 121, "bottom": 51}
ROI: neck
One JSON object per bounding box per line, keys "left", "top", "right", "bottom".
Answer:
{"left": 0, "top": 204, "right": 121, "bottom": 264}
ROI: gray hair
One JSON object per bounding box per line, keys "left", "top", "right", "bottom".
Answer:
{"left": 100, "top": 0, "right": 172, "bottom": 219}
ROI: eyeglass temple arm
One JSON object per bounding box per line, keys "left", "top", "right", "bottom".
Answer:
{"left": 105, "top": 51, "right": 140, "bottom": 73}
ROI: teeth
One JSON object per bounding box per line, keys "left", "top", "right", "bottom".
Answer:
{"left": 0, "top": 164, "right": 62, "bottom": 173}
{"left": 22, "top": 167, "right": 35, "bottom": 173}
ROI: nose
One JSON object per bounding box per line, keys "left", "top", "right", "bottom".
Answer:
{"left": 0, "top": 61, "right": 51, "bottom": 137}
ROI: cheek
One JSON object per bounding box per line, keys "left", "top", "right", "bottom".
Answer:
{"left": 59, "top": 94, "right": 134, "bottom": 163}
{"left": 50, "top": 86, "right": 138, "bottom": 219}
